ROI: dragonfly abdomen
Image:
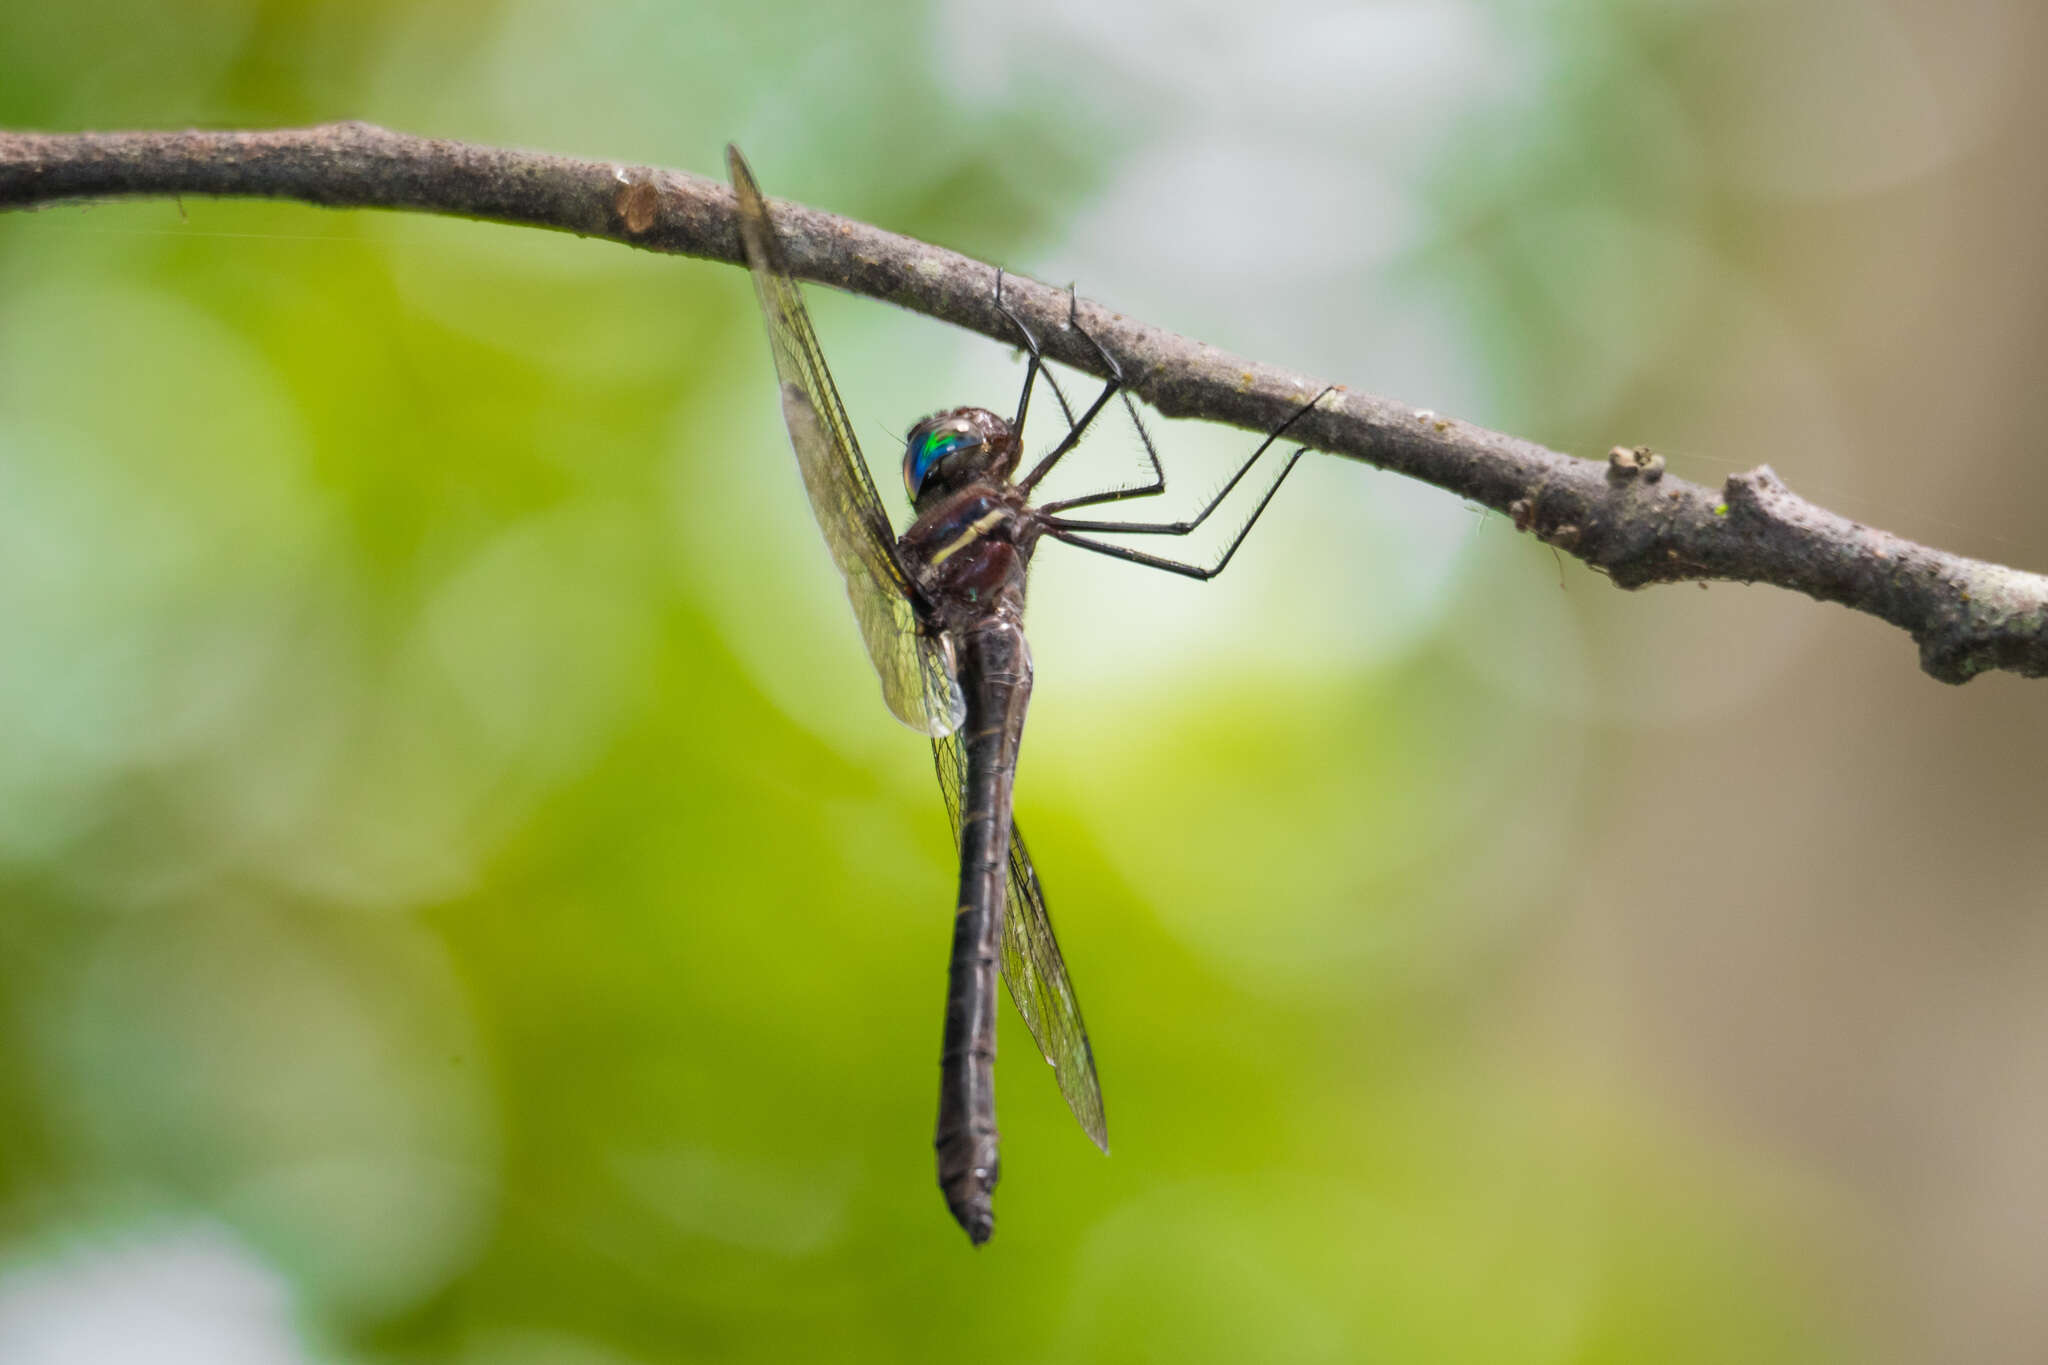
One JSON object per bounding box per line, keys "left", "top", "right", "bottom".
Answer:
{"left": 933, "top": 616, "right": 1033, "bottom": 1245}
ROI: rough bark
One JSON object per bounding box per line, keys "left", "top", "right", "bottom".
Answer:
{"left": 4, "top": 122, "right": 2043, "bottom": 684}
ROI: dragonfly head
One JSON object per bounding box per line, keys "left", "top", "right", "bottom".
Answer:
{"left": 903, "top": 407, "right": 1018, "bottom": 506}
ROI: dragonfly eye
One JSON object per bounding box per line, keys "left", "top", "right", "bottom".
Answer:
{"left": 904, "top": 427, "right": 982, "bottom": 500}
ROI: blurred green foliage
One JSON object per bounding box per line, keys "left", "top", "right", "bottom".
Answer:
{"left": 0, "top": 2, "right": 1863, "bottom": 1362}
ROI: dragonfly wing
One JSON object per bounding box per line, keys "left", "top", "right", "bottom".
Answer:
{"left": 729, "top": 146, "right": 965, "bottom": 737}
{"left": 933, "top": 730, "right": 1109, "bottom": 1151}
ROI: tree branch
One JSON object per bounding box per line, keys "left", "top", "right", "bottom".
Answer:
{"left": 3, "top": 121, "right": 2043, "bottom": 685}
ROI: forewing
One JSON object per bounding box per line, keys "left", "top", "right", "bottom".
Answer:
{"left": 933, "top": 731, "right": 1109, "bottom": 1151}
{"left": 728, "top": 146, "right": 965, "bottom": 737}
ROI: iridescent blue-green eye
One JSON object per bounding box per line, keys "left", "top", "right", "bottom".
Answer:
{"left": 904, "top": 428, "right": 977, "bottom": 498}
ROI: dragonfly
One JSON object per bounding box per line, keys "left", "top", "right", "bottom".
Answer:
{"left": 728, "top": 146, "right": 1329, "bottom": 1244}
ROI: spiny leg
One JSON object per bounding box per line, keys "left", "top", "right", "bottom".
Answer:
{"left": 993, "top": 268, "right": 1072, "bottom": 439}
{"left": 1027, "top": 288, "right": 1176, "bottom": 514}
{"left": 1049, "top": 449, "right": 1307, "bottom": 580}
{"left": 1014, "top": 286, "right": 1132, "bottom": 497}
{"left": 1049, "top": 385, "right": 1332, "bottom": 535}
{"left": 1043, "top": 386, "right": 1335, "bottom": 579}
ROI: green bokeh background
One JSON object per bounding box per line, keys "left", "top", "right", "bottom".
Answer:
{"left": 6, "top": 3, "right": 2048, "bottom": 1363}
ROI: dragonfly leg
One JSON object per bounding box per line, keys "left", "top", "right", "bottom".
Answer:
{"left": 1014, "top": 285, "right": 1130, "bottom": 497}
{"left": 1041, "top": 386, "right": 1333, "bottom": 579}
{"left": 995, "top": 269, "right": 1055, "bottom": 437}
{"left": 994, "top": 268, "right": 1075, "bottom": 434}
{"left": 1046, "top": 385, "right": 1331, "bottom": 529}
{"left": 1047, "top": 447, "right": 1309, "bottom": 580}
{"left": 1026, "top": 287, "right": 1176, "bottom": 512}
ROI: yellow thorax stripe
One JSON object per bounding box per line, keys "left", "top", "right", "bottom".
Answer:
{"left": 929, "top": 508, "right": 1009, "bottom": 566}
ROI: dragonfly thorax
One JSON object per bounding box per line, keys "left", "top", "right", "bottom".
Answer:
{"left": 903, "top": 407, "right": 1020, "bottom": 508}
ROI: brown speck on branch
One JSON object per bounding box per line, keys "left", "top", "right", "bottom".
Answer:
{"left": 4, "top": 121, "right": 2046, "bottom": 685}
{"left": 613, "top": 168, "right": 660, "bottom": 235}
